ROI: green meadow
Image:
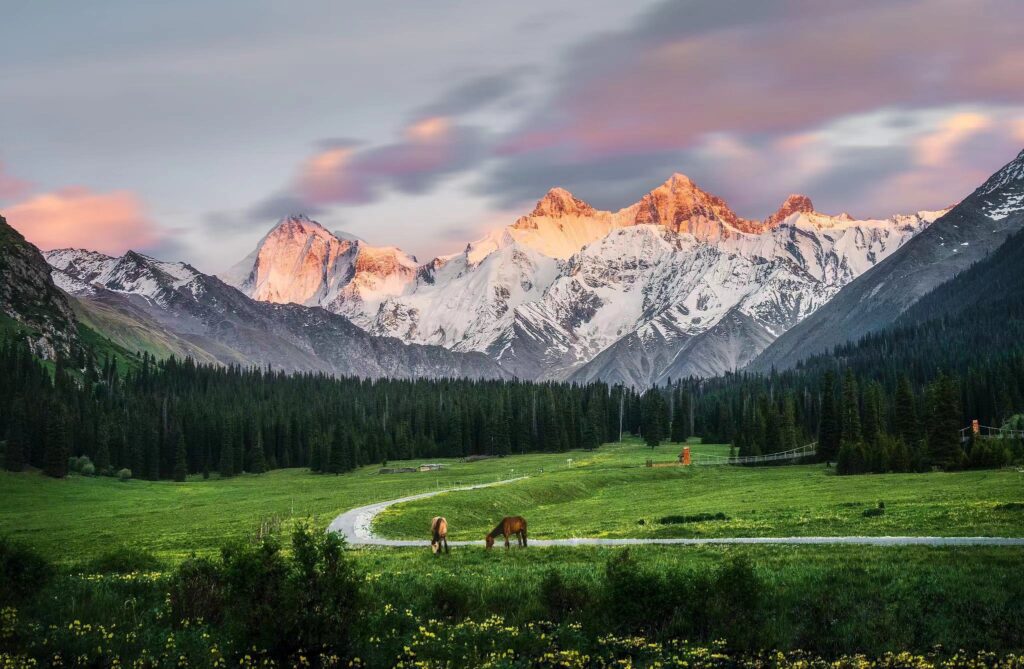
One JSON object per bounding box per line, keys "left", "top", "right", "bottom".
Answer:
{"left": 2, "top": 438, "right": 1023, "bottom": 566}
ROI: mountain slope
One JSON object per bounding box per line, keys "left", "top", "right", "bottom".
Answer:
{"left": 750, "top": 147, "right": 1024, "bottom": 372}
{"left": 0, "top": 214, "right": 79, "bottom": 358}
{"left": 49, "top": 249, "right": 507, "bottom": 380}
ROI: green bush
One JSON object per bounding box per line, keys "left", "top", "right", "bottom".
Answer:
{"left": 219, "top": 524, "right": 362, "bottom": 661}
{"left": 169, "top": 555, "right": 225, "bottom": 625}
{"left": 117, "top": 467, "right": 132, "bottom": 481}
{"left": 539, "top": 570, "right": 591, "bottom": 621}
{"left": 430, "top": 580, "right": 471, "bottom": 620}
{"left": 0, "top": 537, "right": 54, "bottom": 605}
{"left": 658, "top": 512, "right": 729, "bottom": 524}
{"left": 80, "top": 462, "right": 96, "bottom": 476}
{"left": 84, "top": 545, "right": 164, "bottom": 574}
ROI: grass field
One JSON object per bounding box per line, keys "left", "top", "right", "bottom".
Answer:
{"left": 4, "top": 437, "right": 1024, "bottom": 661}
{"left": 0, "top": 446, "right": 597, "bottom": 565}
{"left": 2, "top": 438, "right": 1023, "bottom": 566}
{"left": 374, "top": 439, "right": 1024, "bottom": 541}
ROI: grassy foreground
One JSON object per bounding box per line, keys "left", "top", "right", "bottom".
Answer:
{"left": 2, "top": 438, "right": 1024, "bottom": 664}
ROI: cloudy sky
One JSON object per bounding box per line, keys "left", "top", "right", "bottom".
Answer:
{"left": 3, "top": 0, "right": 1023, "bottom": 272}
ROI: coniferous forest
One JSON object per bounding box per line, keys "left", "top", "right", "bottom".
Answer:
{"left": 3, "top": 296, "right": 1022, "bottom": 481}
{"left": 0, "top": 335, "right": 625, "bottom": 480}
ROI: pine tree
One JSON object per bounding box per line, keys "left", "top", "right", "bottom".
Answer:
{"left": 818, "top": 371, "right": 841, "bottom": 462}
{"left": 841, "top": 368, "right": 861, "bottom": 444}
{"left": 43, "top": 405, "right": 69, "bottom": 478}
{"left": 670, "top": 389, "right": 690, "bottom": 443}
{"left": 641, "top": 388, "right": 667, "bottom": 448}
{"left": 894, "top": 376, "right": 919, "bottom": 446}
{"left": 927, "top": 374, "right": 964, "bottom": 469}
{"left": 328, "top": 428, "right": 347, "bottom": 474}
{"left": 248, "top": 430, "right": 267, "bottom": 474}
{"left": 171, "top": 424, "right": 188, "bottom": 482}
{"left": 218, "top": 421, "right": 235, "bottom": 478}
{"left": 4, "top": 400, "right": 26, "bottom": 472}
{"left": 94, "top": 421, "right": 111, "bottom": 474}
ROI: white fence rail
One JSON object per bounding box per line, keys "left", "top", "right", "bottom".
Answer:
{"left": 691, "top": 442, "right": 817, "bottom": 466}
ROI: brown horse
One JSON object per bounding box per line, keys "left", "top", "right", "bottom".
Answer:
{"left": 485, "top": 516, "right": 527, "bottom": 549}
{"left": 430, "top": 516, "right": 449, "bottom": 555}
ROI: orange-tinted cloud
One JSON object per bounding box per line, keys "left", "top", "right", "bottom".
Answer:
{"left": 290, "top": 116, "right": 485, "bottom": 208}
{"left": 4, "top": 187, "right": 159, "bottom": 255}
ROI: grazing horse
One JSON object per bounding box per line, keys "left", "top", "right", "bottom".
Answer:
{"left": 430, "top": 516, "right": 449, "bottom": 555}
{"left": 485, "top": 516, "right": 527, "bottom": 549}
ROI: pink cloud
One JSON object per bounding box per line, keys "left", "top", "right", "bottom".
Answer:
{"left": 0, "top": 162, "right": 32, "bottom": 201}
{"left": 499, "top": 1, "right": 1024, "bottom": 160}
{"left": 4, "top": 187, "right": 160, "bottom": 255}
{"left": 291, "top": 116, "right": 484, "bottom": 206}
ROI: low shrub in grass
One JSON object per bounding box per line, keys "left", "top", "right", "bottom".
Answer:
{"left": 84, "top": 545, "right": 164, "bottom": 574}
{"left": 168, "top": 555, "right": 224, "bottom": 624}
{"left": 116, "top": 468, "right": 131, "bottom": 481}
{"left": 430, "top": 580, "right": 472, "bottom": 620}
{"left": 862, "top": 501, "right": 886, "bottom": 517}
{"left": 539, "top": 570, "right": 592, "bottom": 621}
{"left": 995, "top": 502, "right": 1024, "bottom": 511}
{"left": 0, "top": 537, "right": 53, "bottom": 605}
{"left": 658, "top": 512, "right": 729, "bottom": 524}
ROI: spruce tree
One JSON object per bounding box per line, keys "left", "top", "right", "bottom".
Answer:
{"left": 4, "top": 401, "right": 26, "bottom": 472}
{"left": 818, "top": 371, "right": 840, "bottom": 462}
{"left": 171, "top": 424, "right": 188, "bottom": 482}
{"left": 927, "top": 374, "right": 964, "bottom": 469}
{"left": 248, "top": 430, "right": 267, "bottom": 474}
{"left": 328, "top": 428, "right": 347, "bottom": 474}
{"left": 218, "top": 422, "right": 235, "bottom": 478}
{"left": 43, "top": 406, "right": 69, "bottom": 478}
{"left": 94, "top": 422, "right": 111, "bottom": 474}
{"left": 641, "top": 388, "right": 667, "bottom": 448}
{"left": 894, "top": 376, "right": 919, "bottom": 446}
{"left": 840, "top": 368, "right": 861, "bottom": 444}
{"left": 670, "top": 390, "right": 690, "bottom": 443}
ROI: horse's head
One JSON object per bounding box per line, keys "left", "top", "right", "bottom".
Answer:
{"left": 431, "top": 540, "right": 440, "bottom": 555}
{"left": 485, "top": 534, "right": 494, "bottom": 550}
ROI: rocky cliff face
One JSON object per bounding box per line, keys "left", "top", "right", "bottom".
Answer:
{"left": 0, "top": 215, "right": 79, "bottom": 358}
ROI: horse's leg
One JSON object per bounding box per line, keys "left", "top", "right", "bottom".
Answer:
{"left": 504, "top": 532, "right": 511, "bottom": 549}
{"left": 444, "top": 536, "right": 449, "bottom": 554}
{"left": 522, "top": 529, "right": 528, "bottom": 547}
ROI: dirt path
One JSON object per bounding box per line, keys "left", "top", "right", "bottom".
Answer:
{"left": 327, "top": 477, "right": 1024, "bottom": 548}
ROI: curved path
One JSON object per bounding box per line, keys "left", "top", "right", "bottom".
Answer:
{"left": 327, "top": 477, "right": 1024, "bottom": 548}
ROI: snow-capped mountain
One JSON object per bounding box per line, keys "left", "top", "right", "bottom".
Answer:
{"left": 226, "top": 175, "right": 945, "bottom": 385}
{"left": 45, "top": 247, "right": 506, "bottom": 380}
{"left": 223, "top": 214, "right": 419, "bottom": 328}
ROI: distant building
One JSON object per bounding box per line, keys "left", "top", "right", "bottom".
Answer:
{"left": 418, "top": 463, "right": 443, "bottom": 472}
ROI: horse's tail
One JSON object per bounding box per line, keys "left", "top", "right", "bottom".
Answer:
{"left": 520, "top": 518, "right": 527, "bottom": 547}
{"left": 431, "top": 516, "right": 443, "bottom": 543}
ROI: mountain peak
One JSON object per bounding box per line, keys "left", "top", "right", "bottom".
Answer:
{"left": 270, "top": 214, "right": 327, "bottom": 235}
{"left": 633, "top": 173, "right": 746, "bottom": 232}
{"left": 528, "top": 187, "right": 595, "bottom": 219}
{"left": 765, "top": 194, "right": 815, "bottom": 227}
